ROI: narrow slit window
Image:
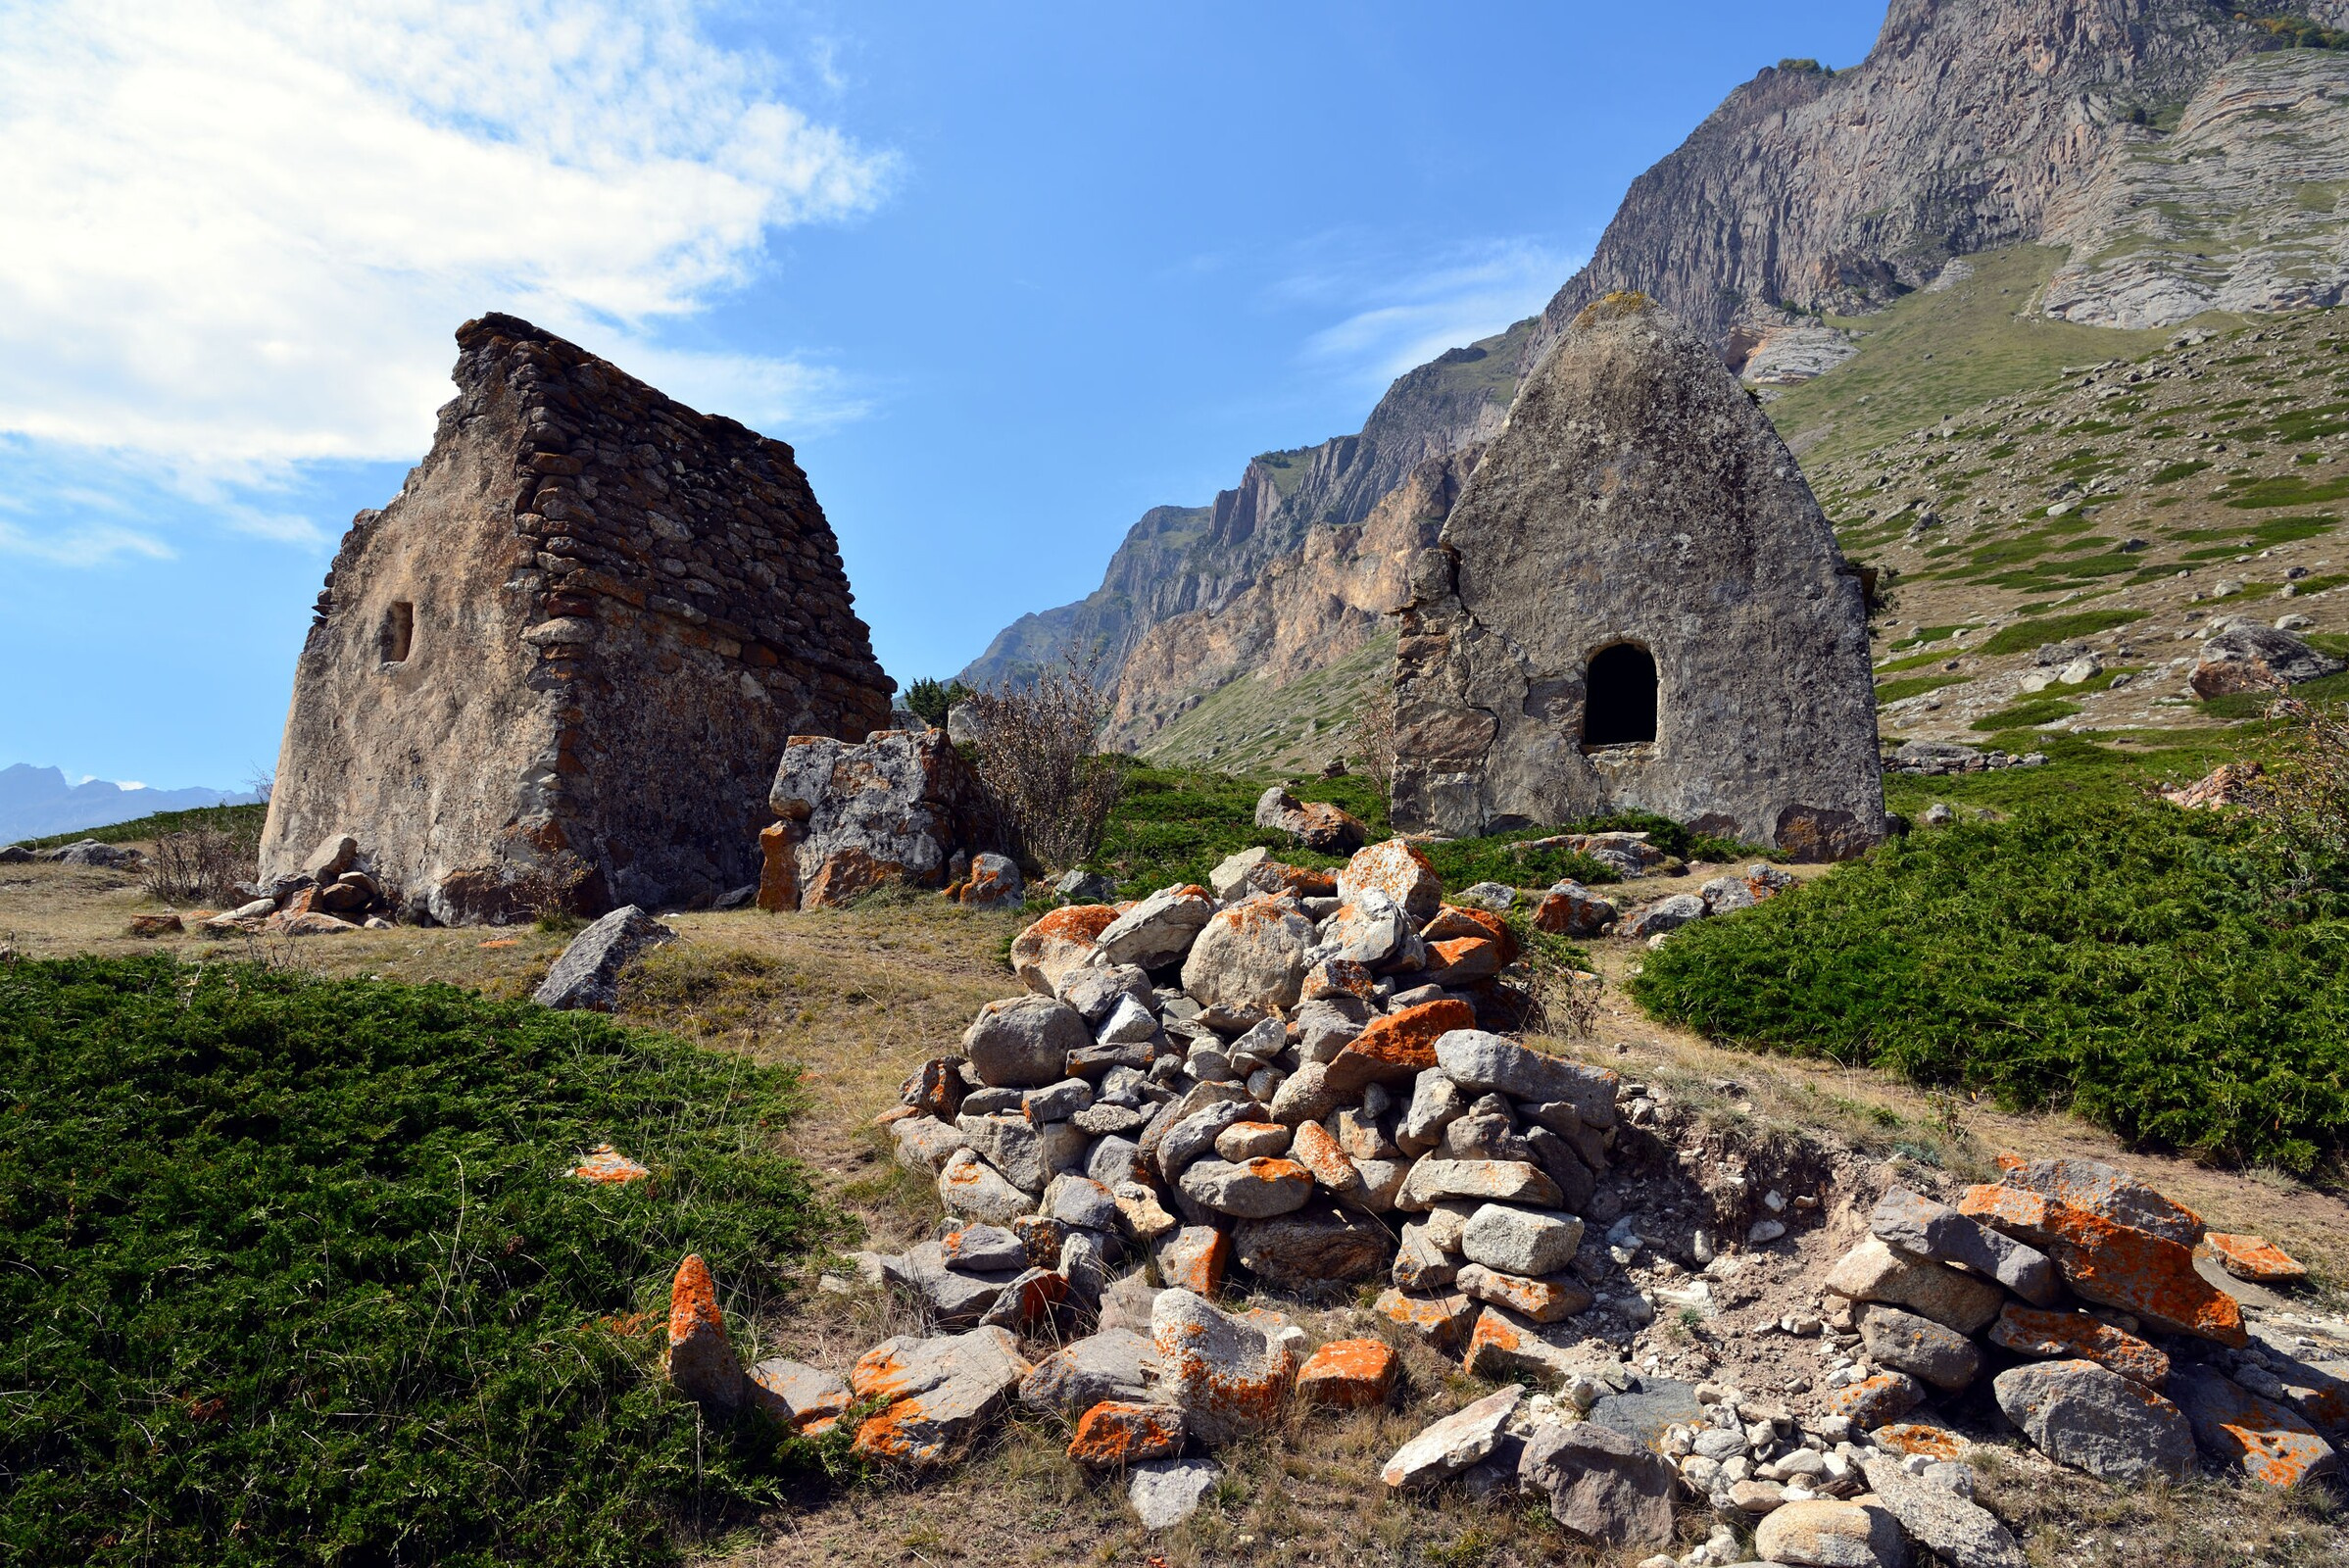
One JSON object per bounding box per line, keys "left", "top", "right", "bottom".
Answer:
{"left": 1583, "top": 642, "right": 1656, "bottom": 746}
{"left": 382, "top": 602, "right": 415, "bottom": 664}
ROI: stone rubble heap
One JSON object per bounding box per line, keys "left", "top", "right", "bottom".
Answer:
{"left": 199, "top": 832, "right": 400, "bottom": 938}
{"left": 1799, "top": 1158, "right": 2342, "bottom": 1503}
{"left": 1880, "top": 740, "right": 2048, "bottom": 778}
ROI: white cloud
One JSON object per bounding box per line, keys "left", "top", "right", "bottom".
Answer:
{"left": 0, "top": 0, "right": 891, "bottom": 485}
{"left": 1287, "top": 237, "right": 1580, "bottom": 388}
{"left": 0, "top": 516, "right": 174, "bottom": 565}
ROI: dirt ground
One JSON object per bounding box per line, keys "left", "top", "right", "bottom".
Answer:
{"left": 5, "top": 858, "right": 2345, "bottom": 1566}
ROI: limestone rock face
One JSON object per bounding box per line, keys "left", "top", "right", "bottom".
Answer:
{"left": 1392, "top": 298, "right": 1883, "bottom": 858}
{"left": 260, "top": 315, "right": 892, "bottom": 923}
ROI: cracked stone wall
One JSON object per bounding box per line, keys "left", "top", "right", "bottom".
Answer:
{"left": 1391, "top": 296, "right": 1884, "bottom": 859}
{"left": 259, "top": 314, "right": 893, "bottom": 921}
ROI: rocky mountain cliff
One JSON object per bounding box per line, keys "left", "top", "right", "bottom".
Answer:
{"left": 963, "top": 0, "right": 2349, "bottom": 762}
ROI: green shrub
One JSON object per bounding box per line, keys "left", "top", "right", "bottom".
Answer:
{"left": 17, "top": 802, "right": 268, "bottom": 853}
{"left": 1630, "top": 802, "right": 2349, "bottom": 1170}
{"left": 0, "top": 957, "right": 833, "bottom": 1566}
{"left": 901, "top": 676, "right": 972, "bottom": 727}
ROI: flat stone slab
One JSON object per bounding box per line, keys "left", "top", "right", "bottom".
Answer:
{"left": 1382, "top": 1384, "right": 1524, "bottom": 1489}
{"left": 1129, "top": 1455, "right": 1221, "bottom": 1530}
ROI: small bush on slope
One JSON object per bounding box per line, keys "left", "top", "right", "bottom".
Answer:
{"left": 1630, "top": 802, "right": 2349, "bottom": 1173}
{"left": 0, "top": 956, "right": 831, "bottom": 1567}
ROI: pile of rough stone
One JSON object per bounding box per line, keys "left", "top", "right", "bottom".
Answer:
{"left": 197, "top": 832, "right": 398, "bottom": 937}
{"left": 1880, "top": 741, "right": 2048, "bottom": 777}
{"left": 1, "top": 838, "right": 143, "bottom": 867}
{"left": 1803, "top": 1158, "right": 2341, "bottom": 1501}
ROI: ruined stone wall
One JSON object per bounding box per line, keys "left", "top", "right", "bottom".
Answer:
{"left": 260, "top": 314, "right": 894, "bottom": 919}
{"left": 1392, "top": 296, "right": 1884, "bottom": 859}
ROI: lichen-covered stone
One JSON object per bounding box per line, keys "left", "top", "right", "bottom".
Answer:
{"left": 1987, "top": 1305, "right": 2170, "bottom": 1391}
{"left": 1067, "top": 1399, "right": 1188, "bottom": 1467}
{"left": 261, "top": 315, "right": 892, "bottom": 921}
{"left": 664, "top": 1253, "right": 743, "bottom": 1413}
{"left": 1297, "top": 1338, "right": 1399, "bottom": 1407}
{"left": 1991, "top": 1358, "right": 2194, "bottom": 1482}
{"left": 1958, "top": 1183, "right": 2244, "bottom": 1347}
{"left": 1151, "top": 1287, "right": 1297, "bottom": 1446}
{"left": 1389, "top": 298, "right": 1882, "bottom": 858}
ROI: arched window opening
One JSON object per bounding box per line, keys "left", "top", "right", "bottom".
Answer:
{"left": 381, "top": 602, "right": 415, "bottom": 664}
{"left": 1583, "top": 642, "right": 1656, "bottom": 747}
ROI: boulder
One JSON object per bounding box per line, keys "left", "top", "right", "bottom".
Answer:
{"left": 1154, "top": 1100, "right": 1253, "bottom": 1183}
{"left": 1181, "top": 898, "right": 1317, "bottom": 1016}
{"left": 1019, "top": 1329, "right": 1156, "bottom": 1413}
{"left": 2167, "top": 1364, "right": 2341, "bottom": 1489}
{"left": 1699, "top": 862, "right": 1797, "bottom": 914}
{"left": 1397, "top": 1068, "right": 1470, "bottom": 1153}
{"left": 1751, "top": 1498, "right": 1912, "bottom": 1568}
{"left": 1177, "top": 1156, "right": 1314, "bottom": 1219}
{"left": 1434, "top": 1030, "right": 1618, "bottom": 1127}
{"left": 1457, "top": 1262, "right": 1591, "bottom": 1324}
{"left": 1096, "top": 885, "right": 1216, "bottom": 969}
{"left": 1151, "top": 1287, "right": 1297, "bottom": 1446}
{"left": 1059, "top": 961, "right": 1154, "bottom": 1022}
{"left": 1336, "top": 840, "right": 1444, "bottom": 924}
{"left": 532, "top": 906, "right": 676, "bottom": 1010}
{"left": 2204, "top": 1233, "right": 2310, "bottom": 1285}
{"left": 1382, "top": 1384, "right": 1524, "bottom": 1488}
{"left": 747, "top": 1357, "right": 852, "bottom": 1434}
{"left": 1296, "top": 1339, "right": 1399, "bottom": 1407}
{"left": 1616, "top": 894, "right": 1707, "bottom": 940}
{"left": 1856, "top": 1455, "right": 2022, "bottom": 1568}
{"left": 1583, "top": 1380, "right": 1705, "bottom": 1447}
{"left": 956, "top": 1111, "right": 1087, "bottom": 1192}
{"left": 1987, "top": 1305, "right": 2170, "bottom": 1391}
{"left": 1517, "top": 1420, "right": 1679, "bottom": 1550}
{"left": 957, "top": 852, "right": 1023, "bottom": 907}
{"left": 1958, "top": 1183, "right": 2243, "bottom": 1346}
{"left": 1375, "top": 1288, "right": 1478, "bottom": 1351}
{"left": 663, "top": 1253, "right": 744, "bottom": 1413}
{"left": 770, "top": 728, "right": 1006, "bottom": 908}
{"left": 1856, "top": 1302, "right": 1983, "bottom": 1393}
{"left": 1826, "top": 1371, "right": 1926, "bottom": 1429}
{"left": 1993, "top": 1155, "right": 2204, "bottom": 1247}
{"left": 1991, "top": 1358, "right": 2194, "bottom": 1482}
{"left": 1533, "top": 880, "right": 1616, "bottom": 936}
{"left": 1325, "top": 999, "right": 1478, "bottom": 1095}
{"left": 1823, "top": 1236, "right": 2004, "bottom": 1335}
{"left": 1397, "top": 1158, "right": 1563, "bottom": 1211}
{"left": 1286, "top": 1118, "right": 1363, "bottom": 1199}
{"left": 1252, "top": 788, "right": 1369, "bottom": 853}
{"left": 1317, "top": 890, "right": 1415, "bottom": 969}
{"left": 1009, "top": 905, "right": 1118, "bottom": 994}
{"left": 1068, "top": 1399, "right": 1188, "bottom": 1467}
{"left": 900, "top": 1055, "right": 968, "bottom": 1120}
{"left": 960, "top": 994, "right": 1090, "bottom": 1089}
{"left": 1128, "top": 1455, "right": 1221, "bottom": 1530}
{"left": 1233, "top": 1201, "right": 1390, "bottom": 1289}
{"left": 850, "top": 1325, "right": 1033, "bottom": 1469}
{"left": 1871, "top": 1185, "right": 2059, "bottom": 1305}
{"left": 1460, "top": 1204, "right": 1585, "bottom": 1277}
{"left": 936, "top": 1147, "right": 1034, "bottom": 1225}
{"left": 901, "top": 1241, "right": 1020, "bottom": 1326}
{"left": 127, "top": 913, "right": 184, "bottom": 938}
{"left": 1153, "top": 1226, "right": 1230, "bottom": 1298}
{"left": 2190, "top": 622, "right": 2345, "bottom": 698}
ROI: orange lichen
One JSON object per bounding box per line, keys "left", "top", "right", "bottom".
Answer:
{"left": 756, "top": 820, "right": 800, "bottom": 910}
{"left": 1296, "top": 1339, "right": 1398, "bottom": 1408}
{"left": 477, "top": 938, "right": 516, "bottom": 950}
{"left": 2205, "top": 1233, "right": 2309, "bottom": 1284}
{"left": 1158, "top": 1229, "right": 1228, "bottom": 1298}
{"left": 1329, "top": 999, "right": 1477, "bottom": 1086}
{"left": 1989, "top": 1305, "right": 2171, "bottom": 1390}
{"left": 1376, "top": 1289, "right": 1476, "bottom": 1350}
{"left": 568, "top": 1143, "right": 651, "bottom": 1184}
{"left": 1426, "top": 936, "right": 1501, "bottom": 981}
{"left": 1958, "top": 1184, "right": 2245, "bottom": 1347}
{"left": 1871, "top": 1423, "right": 1966, "bottom": 1460}
{"left": 666, "top": 1253, "right": 723, "bottom": 1347}
{"left": 1289, "top": 1119, "right": 1362, "bottom": 1194}
{"left": 1827, "top": 1373, "right": 1921, "bottom": 1428}
{"left": 1065, "top": 1400, "right": 1186, "bottom": 1466}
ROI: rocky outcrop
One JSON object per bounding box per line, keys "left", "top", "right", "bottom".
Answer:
{"left": 1106, "top": 449, "right": 1479, "bottom": 755}
{"left": 1391, "top": 296, "right": 1883, "bottom": 857}
{"left": 260, "top": 315, "right": 892, "bottom": 922}
{"left": 1532, "top": 0, "right": 2349, "bottom": 362}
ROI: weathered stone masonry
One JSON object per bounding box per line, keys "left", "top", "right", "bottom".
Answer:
{"left": 260, "top": 314, "right": 894, "bottom": 921}
{"left": 1391, "top": 296, "right": 1884, "bottom": 858}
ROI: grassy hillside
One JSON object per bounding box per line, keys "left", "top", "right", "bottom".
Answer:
{"left": 1763, "top": 245, "right": 2231, "bottom": 465}
{"left": 1136, "top": 632, "right": 1396, "bottom": 776}
{"left": 0, "top": 957, "right": 833, "bottom": 1567}
{"left": 14, "top": 801, "right": 269, "bottom": 853}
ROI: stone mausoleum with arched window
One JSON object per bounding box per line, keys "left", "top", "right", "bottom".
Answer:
{"left": 1390, "top": 294, "right": 1884, "bottom": 860}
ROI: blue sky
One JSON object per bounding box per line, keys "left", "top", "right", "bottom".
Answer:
{"left": 0, "top": 0, "right": 1886, "bottom": 790}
